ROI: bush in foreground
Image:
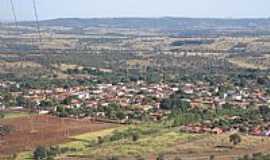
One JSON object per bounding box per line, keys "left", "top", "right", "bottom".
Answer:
{"left": 33, "top": 146, "right": 47, "bottom": 160}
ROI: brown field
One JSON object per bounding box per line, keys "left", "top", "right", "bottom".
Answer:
{"left": 0, "top": 115, "right": 117, "bottom": 155}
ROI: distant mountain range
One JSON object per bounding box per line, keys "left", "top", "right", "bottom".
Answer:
{"left": 19, "top": 17, "right": 270, "bottom": 30}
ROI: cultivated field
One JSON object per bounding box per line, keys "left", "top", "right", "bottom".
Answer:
{"left": 0, "top": 115, "right": 117, "bottom": 156}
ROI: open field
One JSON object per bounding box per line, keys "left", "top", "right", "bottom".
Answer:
{"left": 12, "top": 123, "right": 269, "bottom": 160}
{"left": 12, "top": 127, "right": 124, "bottom": 160}
{"left": 0, "top": 115, "right": 117, "bottom": 156}
{"left": 58, "top": 132, "right": 270, "bottom": 160}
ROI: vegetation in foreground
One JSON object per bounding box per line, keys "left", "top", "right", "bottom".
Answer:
{"left": 10, "top": 121, "right": 270, "bottom": 160}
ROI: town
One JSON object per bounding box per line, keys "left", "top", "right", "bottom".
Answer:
{"left": 2, "top": 9, "right": 270, "bottom": 160}
{"left": 1, "top": 67, "right": 270, "bottom": 136}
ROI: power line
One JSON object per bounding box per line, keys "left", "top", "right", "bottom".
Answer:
{"left": 9, "top": 0, "right": 21, "bottom": 60}
{"left": 9, "top": 0, "right": 18, "bottom": 30}
{"left": 32, "top": 0, "right": 42, "bottom": 43}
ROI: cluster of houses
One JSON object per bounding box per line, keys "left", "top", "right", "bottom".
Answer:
{"left": 181, "top": 82, "right": 270, "bottom": 110}
{"left": 1, "top": 79, "right": 270, "bottom": 113}
{"left": 177, "top": 82, "right": 270, "bottom": 136}
{"left": 251, "top": 126, "right": 270, "bottom": 137}
{"left": 180, "top": 121, "right": 270, "bottom": 137}
{"left": 2, "top": 79, "right": 270, "bottom": 136}
{"left": 2, "top": 81, "right": 179, "bottom": 114}
{"left": 179, "top": 124, "right": 225, "bottom": 135}
{"left": 2, "top": 78, "right": 269, "bottom": 113}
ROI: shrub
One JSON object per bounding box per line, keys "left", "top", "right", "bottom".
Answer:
{"left": 0, "top": 112, "right": 5, "bottom": 119}
{"left": 33, "top": 146, "right": 47, "bottom": 160}
{"left": 98, "top": 136, "right": 104, "bottom": 144}
{"left": 132, "top": 132, "right": 140, "bottom": 142}
{"left": 229, "top": 133, "right": 241, "bottom": 146}
{"left": 47, "top": 146, "right": 61, "bottom": 157}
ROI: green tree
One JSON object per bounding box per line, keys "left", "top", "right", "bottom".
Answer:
{"left": 56, "top": 105, "right": 68, "bottom": 117}
{"left": 33, "top": 146, "right": 47, "bottom": 160}
{"left": 16, "top": 96, "right": 27, "bottom": 107}
{"left": 0, "top": 112, "right": 5, "bottom": 119}
{"left": 39, "top": 100, "right": 54, "bottom": 108}
{"left": 61, "top": 97, "right": 72, "bottom": 105}
{"left": 97, "top": 136, "right": 104, "bottom": 144}
{"left": 116, "top": 111, "right": 126, "bottom": 120}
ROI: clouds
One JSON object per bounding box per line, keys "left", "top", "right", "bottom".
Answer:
{"left": 1, "top": 0, "right": 269, "bottom": 21}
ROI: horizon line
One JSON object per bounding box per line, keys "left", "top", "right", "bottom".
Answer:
{"left": 2, "top": 16, "right": 270, "bottom": 23}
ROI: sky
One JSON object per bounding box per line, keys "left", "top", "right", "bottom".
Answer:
{"left": 0, "top": 0, "right": 269, "bottom": 21}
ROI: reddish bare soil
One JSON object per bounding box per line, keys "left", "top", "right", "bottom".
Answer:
{"left": 0, "top": 115, "right": 116, "bottom": 155}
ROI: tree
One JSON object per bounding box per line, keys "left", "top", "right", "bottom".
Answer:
{"left": 16, "top": 96, "right": 27, "bottom": 107}
{"left": 33, "top": 146, "right": 47, "bottom": 160}
{"left": 0, "top": 112, "right": 5, "bottom": 119}
{"left": 116, "top": 111, "right": 126, "bottom": 120}
{"left": 160, "top": 93, "right": 190, "bottom": 112}
{"left": 132, "top": 132, "right": 139, "bottom": 142}
{"left": 61, "top": 97, "right": 72, "bottom": 105}
{"left": 56, "top": 105, "right": 68, "bottom": 117}
{"left": 229, "top": 133, "right": 241, "bottom": 146}
{"left": 97, "top": 136, "right": 104, "bottom": 144}
{"left": 39, "top": 100, "right": 54, "bottom": 108}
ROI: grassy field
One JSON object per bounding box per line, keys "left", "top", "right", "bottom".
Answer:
{"left": 45, "top": 126, "right": 270, "bottom": 160}
{"left": 0, "top": 151, "right": 33, "bottom": 160}
{"left": 7, "top": 122, "right": 270, "bottom": 160}
{"left": 79, "top": 131, "right": 197, "bottom": 159}
{"left": 53, "top": 124, "right": 202, "bottom": 159}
